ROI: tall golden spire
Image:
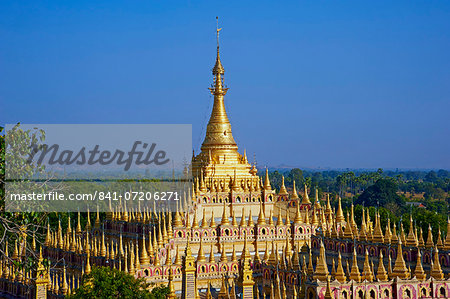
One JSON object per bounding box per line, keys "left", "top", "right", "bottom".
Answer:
{"left": 335, "top": 196, "right": 345, "bottom": 223}
{"left": 362, "top": 249, "right": 373, "bottom": 282}
{"left": 210, "top": 210, "right": 216, "bottom": 227}
{"left": 324, "top": 277, "right": 332, "bottom": 299}
{"left": 167, "top": 268, "right": 177, "bottom": 299}
{"left": 405, "top": 216, "right": 418, "bottom": 247}
{"left": 343, "top": 212, "right": 353, "bottom": 239}
{"left": 264, "top": 168, "right": 272, "bottom": 190}
{"left": 221, "top": 201, "right": 229, "bottom": 226}
{"left": 302, "top": 184, "right": 311, "bottom": 205}
{"left": 335, "top": 251, "right": 347, "bottom": 283}
{"left": 414, "top": 249, "right": 426, "bottom": 281}
{"left": 436, "top": 228, "right": 444, "bottom": 249}
{"left": 294, "top": 200, "right": 302, "bottom": 225}
{"left": 313, "top": 240, "right": 329, "bottom": 282}
{"left": 220, "top": 243, "right": 228, "bottom": 263}
{"left": 201, "top": 18, "right": 236, "bottom": 155}
{"left": 349, "top": 248, "right": 361, "bottom": 282}
{"left": 376, "top": 252, "right": 389, "bottom": 282}
{"left": 257, "top": 202, "right": 266, "bottom": 225}
{"left": 445, "top": 217, "right": 450, "bottom": 250}
{"left": 291, "top": 181, "right": 299, "bottom": 199}
{"left": 418, "top": 228, "right": 425, "bottom": 247}
{"left": 426, "top": 225, "right": 434, "bottom": 248}
{"left": 279, "top": 176, "right": 288, "bottom": 195}
{"left": 384, "top": 219, "right": 392, "bottom": 243}
{"left": 373, "top": 212, "right": 384, "bottom": 243}
{"left": 197, "top": 238, "right": 206, "bottom": 263}
{"left": 391, "top": 224, "right": 399, "bottom": 244}
{"left": 201, "top": 209, "right": 209, "bottom": 228}
{"left": 391, "top": 240, "right": 409, "bottom": 279}
{"left": 247, "top": 209, "right": 254, "bottom": 226}
{"left": 430, "top": 247, "right": 444, "bottom": 279}
{"left": 191, "top": 18, "right": 256, "bottom": 189}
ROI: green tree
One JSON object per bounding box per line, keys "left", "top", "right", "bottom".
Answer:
{"left": 355, "top": 178, "right": 405, "bottom": 211}
{"left": 0, "top": 124, "right": 53, "bottom": 276}
{"left": 289, "top": 168, "right": 303, "bottom": 185}
{"left": 68, "top": 266, "right": 169, "bottom": 299}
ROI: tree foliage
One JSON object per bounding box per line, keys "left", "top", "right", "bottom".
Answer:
{"left": 0, "top": 124, "right": 52, "bottom": 276}
{"left": 355, "top": 178, "right": 406, "bottom": 209}
{"left": 68, "top": 266, "right": 169, "bottom": 299}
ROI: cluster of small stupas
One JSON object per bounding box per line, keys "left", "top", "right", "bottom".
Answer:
{"left": 260, "top": 203, "right": 450, "bottom": 299}
{"left": 1, "top": 26, "right": 450, "bottom": 299}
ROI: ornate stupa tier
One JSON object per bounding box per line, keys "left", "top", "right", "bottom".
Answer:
{"left": 192, "top": 149, "right": 256, "bottom": 181}
{"left": 201, "top": 75, "right": 236, "bottom": 153}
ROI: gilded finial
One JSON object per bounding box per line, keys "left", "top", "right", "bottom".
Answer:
{"left": 212, "top": 16, "right": 224, "bottom": 76}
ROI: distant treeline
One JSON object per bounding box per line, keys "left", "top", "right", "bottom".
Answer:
{"left": 261, "top": 168, "right": 449, "bottom": 200}
{"left": 261, "top": 168, "right": 449, "bottom": 239}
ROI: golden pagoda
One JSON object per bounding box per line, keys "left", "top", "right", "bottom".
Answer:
{"left": 190, "top": 19, "right": 274, "bottom": 220}
{"left": 191, "top": 24, "right": 257, "bottom": 184}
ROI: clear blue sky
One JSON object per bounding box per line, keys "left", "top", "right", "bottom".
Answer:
{"left": 1, "top": 1, "right": 449, "bottom": 169}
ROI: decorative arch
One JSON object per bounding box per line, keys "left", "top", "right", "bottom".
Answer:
{"left": 402, "top": 287, "right": 412, "bottom": 299}
{"left": 357, "top": 289, "right": 364, "bottom": 299}
{"left": 420, "top": 287, "right": 428, "bottom": 297}
{"left": 390, "top": 249, "right": 395, "bottom": 259}
{"left": 403, "top": 251, "right": 409, "bottom": 261}
{"left": 440, "top": 255, "right": 447, "bottom": 266}
{"left": 342, "top": 290, "right": 348, "bottom": 299}
{"left": 358, "top": 245, "right": 364, "bottom": 255}
{"left": 312, "top": 239, "right": 319, "bottom": 249}
{"left": 307, "top": 288, "right": 316, "bottom": 299}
